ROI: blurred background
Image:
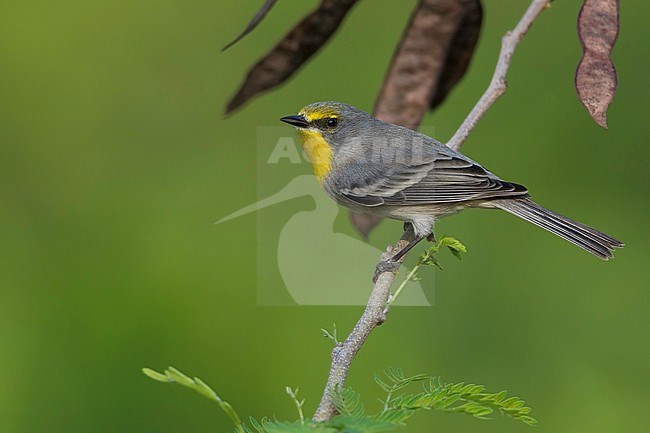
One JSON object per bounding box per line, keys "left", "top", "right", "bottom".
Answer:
{"left": 1, "top": 1, "right": 649, "bottom": 432}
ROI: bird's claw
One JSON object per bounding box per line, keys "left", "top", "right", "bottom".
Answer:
{"left": 372, "top": 259, "right": 401, "bottom": 283}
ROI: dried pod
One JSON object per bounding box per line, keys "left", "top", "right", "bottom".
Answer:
{"left": 226, "top": 0, "right": 359, "bottom": 114}
{"left": 374, "top": 0, "right": 482, "bottom": 129}
{"left": 576, "top": 0, "right": 619, "bottom": 128}
{"left": 351, "top": 0, "right": 482, "bottom": 237}
{"left": 222, "top": 0, "right": 278, "bottom": 52}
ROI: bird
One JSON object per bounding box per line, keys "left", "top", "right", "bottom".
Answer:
{"left": 280, "top": 101, "right": 623, "bottom": 268}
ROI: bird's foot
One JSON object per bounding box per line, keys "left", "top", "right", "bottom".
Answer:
{"left": 373, "top": 259, "right": 401, "bottom": 283}
{"left": 427, "top": 233, "right": 436, "bottom": 243}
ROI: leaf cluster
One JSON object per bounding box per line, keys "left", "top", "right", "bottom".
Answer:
{"left": 388, "top": 236, "right": 467, "bottom": 306}
{"left": 369, "top": 368, "right": 536, "bottom": 426}
{"left": 417, "top": 236, "right": 467, "bottom": 272}
{"left": 143, "top": 366, "right": 536, "bottom": 433}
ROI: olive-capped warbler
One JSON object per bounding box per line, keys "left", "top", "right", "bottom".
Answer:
{"left": 280, "top": 101, "right": 623, "bottom": 263}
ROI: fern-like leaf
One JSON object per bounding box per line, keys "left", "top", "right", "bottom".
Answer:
{"left": 377, "top": 375, "right": 536, "bottom": 426}
{"left": 144, "top": 365, "right": 535, "bottom": 432}
{"left": 330, "top": 386, "right": 365, "bottom": 419}
{"left": 326, "top": 415, "right": 400, "bottom": 433}
{"left": 377, "top": 368, "right": 431, "bottom": 394}
{"left": 143, "top": 366, "right": 245, "bottom": 433}
{"left": 259, "top": 417, "right": 397, "bottom": 433}
{"left": 244, "top": 417, "right": 270, "bottom": 433}
{"left": 263, "top": 421, "right": 327, "bottom": 433}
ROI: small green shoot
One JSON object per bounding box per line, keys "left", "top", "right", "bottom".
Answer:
{"left": 387, "top": 236, "right": 467, "bottom": 307}
{"left": 321, "top": 323, "right": 339, "bottom": 345}
{"left": 286, "top": 387, "right": 306, "bottom": 425}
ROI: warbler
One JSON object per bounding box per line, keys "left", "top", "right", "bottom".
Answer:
{"left": 280, "top": 101, "right": 623, "bottom": 262}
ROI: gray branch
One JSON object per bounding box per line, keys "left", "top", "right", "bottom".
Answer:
{"left": 313, "top": 0, "right": 552, "bottom": 422}
{"left": 313, "top": 227, "right": 416, "bottom": 421}
{"left": 446, "top": 0, "right": 551, "bottom": 151}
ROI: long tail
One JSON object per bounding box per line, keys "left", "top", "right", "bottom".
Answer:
{"left": 491, "top": 197, "right": 624, "bottom": 260}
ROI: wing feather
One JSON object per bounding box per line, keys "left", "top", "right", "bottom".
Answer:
{"left": 337, "top": 149, "right": 527, "bottom": 207}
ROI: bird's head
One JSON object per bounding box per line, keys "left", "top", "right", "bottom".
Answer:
{"left": 280, "top": 101, "right": 372, "bottom": 182}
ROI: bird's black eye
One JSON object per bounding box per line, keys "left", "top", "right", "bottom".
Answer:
{"left": 327, "top": 118, "right": 338, "bottom": 128}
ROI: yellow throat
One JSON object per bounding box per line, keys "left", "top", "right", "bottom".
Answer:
{"left": 296, "top": 129, "right": 333, "bottom": 182}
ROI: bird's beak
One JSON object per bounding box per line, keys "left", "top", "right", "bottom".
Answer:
{"left": 280, "top": 114, "right": 309, "bottom": 128}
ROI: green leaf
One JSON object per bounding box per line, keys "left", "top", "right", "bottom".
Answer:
{"left": 326, "top": 415, "right": 400, "bottom": 433}
{"left": 142, "top": 368, "right": 170, "bottom": 382}
{"left": 373, "top": 373, "right": 392, "bottom": 393}
{"left": 248, "top": 417, "right": 267, "bottom": 433}
{"left": 142, "top": 366, "right": 244, "bottom": 433}
{"left": 330, "top": 386, "right": 365, "bottom": 419}
{"left": 488, "top": 390, "right": 507, "bottom": 403}
{"left": 144, "top": 365, "right": 535, "bottom": 431}
{"left": 382, "top": 368, "right": 430, "bottom": 388}
{"left": 438, "top": 236, "right": 467, "bottom": 259}
{"left": 373, "top": 408, "right": 412, "bottom": 424}
{"left": 376, "top": 372, "right": 536, "bottom": 427}
{"left": 263, "top": 421, "right": 322, "bottom": 433}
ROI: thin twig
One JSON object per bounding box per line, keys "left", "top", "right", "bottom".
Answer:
{"left": 446, "top": 0, "right": 551, "bottom": 152}
{"left": 385, "top": 263, "right": 419, "bottom": 311}
{"left": 313, "top": 0, "right": 551, "bottom": 422}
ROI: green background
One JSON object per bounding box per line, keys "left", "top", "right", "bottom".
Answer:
{"left": 1, "top": 1, "right": 648, "bottom": 432}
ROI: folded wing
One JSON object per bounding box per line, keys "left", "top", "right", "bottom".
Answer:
{"left": 338, "top": 149, "right": 528, "bottom": 207}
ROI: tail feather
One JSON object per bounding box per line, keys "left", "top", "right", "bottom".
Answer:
{"left": 491, "top": 197, "right": 624, "bottom": 260}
